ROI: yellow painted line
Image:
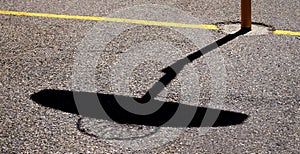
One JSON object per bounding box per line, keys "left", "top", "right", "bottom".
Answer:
{"left": 1, "top": 10, "right": 300, "bottom": 36}
{"left": 273, "top": 30, "right": 300, "bottom": 36}
{"left": 0, "top": 10, "right": 218, "bottom": 30}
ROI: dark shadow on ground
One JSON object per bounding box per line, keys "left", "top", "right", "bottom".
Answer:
{"left": 135, "top": 28, "right": 250, "bottom": 103}
{"left": 31, "top": 89, "right": 248, "bottom": 127}
{"left": 31, "top": 29, "right": 250, "bottom": 128}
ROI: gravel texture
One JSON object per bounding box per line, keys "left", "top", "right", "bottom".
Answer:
{"left": 1, "top": 0, "right": 299, "bottom": 153}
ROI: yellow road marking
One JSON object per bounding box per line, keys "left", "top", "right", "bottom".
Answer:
{"left": 0, "top": 10, "right": 218, "bottom": 30}
{"left": 0, "top": 10, "right": 299, "bottom": 36}
{"left": 273, "top": 30, "right": 300, "bottom": 36}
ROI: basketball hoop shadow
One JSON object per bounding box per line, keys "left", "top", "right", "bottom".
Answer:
{"left": 31, "top": 29, "right": 250, "bottom": 127}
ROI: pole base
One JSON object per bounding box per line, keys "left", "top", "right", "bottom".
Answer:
{"left": 241, "top": 27, "right": 252, "bottom": 32}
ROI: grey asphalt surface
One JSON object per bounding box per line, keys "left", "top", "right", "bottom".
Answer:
{"left": 1, "top": 0, "right": 299, "bottom": 153}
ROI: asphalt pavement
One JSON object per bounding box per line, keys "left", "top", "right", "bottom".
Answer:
{"left": 1, "top": 0, "right": 299, "bottom": 153}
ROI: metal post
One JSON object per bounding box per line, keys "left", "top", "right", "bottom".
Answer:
{"left": 241, "top": 0, "right": 252, "bottom": 30}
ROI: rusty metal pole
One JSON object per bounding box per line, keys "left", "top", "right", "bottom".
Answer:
{"left": 241, "top": 0, "right": 252, "bottom": 30}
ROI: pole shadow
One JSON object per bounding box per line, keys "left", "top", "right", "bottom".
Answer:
{"left": 31, "top": 29, "right": 250, "bottom": 128}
